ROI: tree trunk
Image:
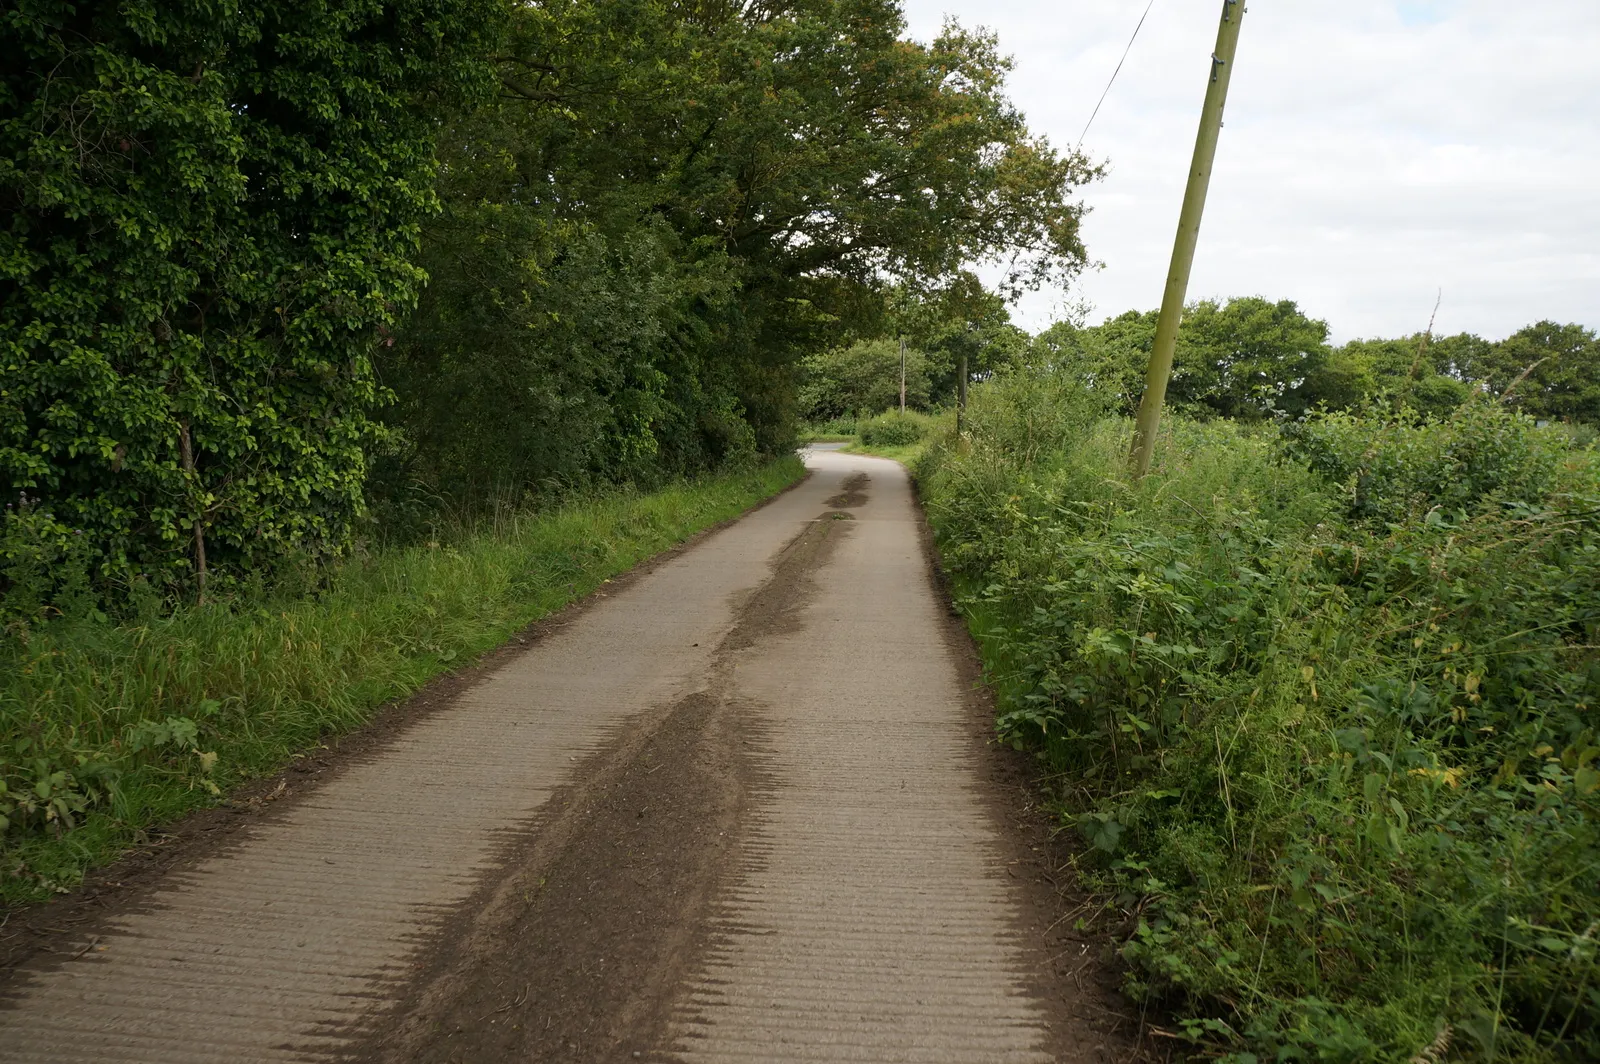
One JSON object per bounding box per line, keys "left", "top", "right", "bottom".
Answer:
{"left": 179, "top": 420, "right": 207, "bottom": 605}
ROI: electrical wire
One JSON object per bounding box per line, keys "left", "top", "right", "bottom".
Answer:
{"left": 1075, "top": 0, "right": 1157, "bottom": 153}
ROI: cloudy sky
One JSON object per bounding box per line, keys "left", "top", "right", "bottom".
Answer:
{"left": 898, "top": 0, "right": 1600, "bottom": 343}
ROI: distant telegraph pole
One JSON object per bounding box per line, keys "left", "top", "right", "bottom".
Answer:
{"left": 1128, "top": 0, "right": 1248, "bottom": 478}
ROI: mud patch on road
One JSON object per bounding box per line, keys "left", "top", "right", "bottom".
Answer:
{"left": 349, "top": 516, "right": 850, "bottom": 1064}
{"left": 720, "top": 514, "right": 847, "bottom": 654}
{"left": 348, "top": 690, "right": 766, "bottom": 1064}
{"left": 824, "top": 471, "right": 869, "bottom": 509}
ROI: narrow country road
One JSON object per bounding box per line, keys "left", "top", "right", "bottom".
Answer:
{"left": 0, "top": 449, "right": 1109, "bottom": 1063}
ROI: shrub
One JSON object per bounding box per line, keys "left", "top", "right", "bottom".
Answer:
{"left": 1, "top": 505, "right": 88, "bottom": 624}
{"left": 800, "top": 416, "right": 859, "bottom": 439}
{"left": 859, "top": 411, "right": 929, "bottom": 446}
{"left": 1281, "top": 397, "right": 1573, "bottom": 525}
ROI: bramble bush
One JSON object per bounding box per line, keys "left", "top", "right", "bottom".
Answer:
{"left": 919, "top": 370, "right": 1599, "bottom": 1062}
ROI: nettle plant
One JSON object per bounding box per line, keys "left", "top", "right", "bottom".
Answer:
{"left": 0, "top": 0, "right": 500, "bottom": 607}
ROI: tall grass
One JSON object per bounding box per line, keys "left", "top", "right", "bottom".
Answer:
{"left": 919, "top": 366, "right": 1599, "bottom": 1062}
{"left": 0, "top": 458, "right": 804, "bottom": 904}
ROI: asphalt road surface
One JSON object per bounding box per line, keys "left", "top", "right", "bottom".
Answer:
{"left": 0, "top": 448, "right": 1109, "bottom": 1063}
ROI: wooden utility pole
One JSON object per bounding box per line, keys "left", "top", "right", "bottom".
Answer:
{"left": 957, "top": 348, "right": 968, "bottom": 434}
{"left": 1128, "top": 0, "right": 1247, "bottom": 478}
{"left": 899, "top": 336, "right": 907, "bottom": 414}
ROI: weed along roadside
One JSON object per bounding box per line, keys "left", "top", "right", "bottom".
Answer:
{"left": 0, "top": 459, "right": 804, "bottom": 908}
{"left": 912, "top": 365, "right": 1600, "bottom": 1062}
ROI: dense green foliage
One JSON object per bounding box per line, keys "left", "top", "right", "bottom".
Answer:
{"left": 379, "top": 0, "right": 1094, "bottom": 519}
{"left": 1, "top": 0, "right": 501, "bottom": 596}
{"left": 0, "top": 458, "right": 802, "bottom": 900}
{"left": 1035, "top": 300, "right": 1598, "bottom": 426}
{"left": 4, "top": 0, "right": 1093, "bottom": 599}
{"left": 857, "top": 409, "right": 931, "bottom": 447}
{"left": 800, "top": 339, "right": 932, "bottom": 420}
{"left": 920, "top": 370, "right": 1599, "bottom": 1061}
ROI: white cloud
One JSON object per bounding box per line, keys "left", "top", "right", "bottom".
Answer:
{"left": 900, "top": 0, "right": 1600, "bottom": 342}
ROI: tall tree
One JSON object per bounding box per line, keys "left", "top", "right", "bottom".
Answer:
{"left": 1303, "top": 336, "right": 1470, "bottom": 420}
{"left": 1038, "top": 298, "right": 1331, "bottom": 420}
{"left": 1033, "top": 310, "right": 1153, "bottom": 415}
{"left": 1484, "top": 321, "right": 1600, "bottom": 424}
{"left": 381, "top": 0, "right": 1097, "bottom": 504}
{"left": 884, "top": 275, "right": 1028, "bottom": 403}
{"left": 1177, "top": 298, "right": 1331, "bottom": 419}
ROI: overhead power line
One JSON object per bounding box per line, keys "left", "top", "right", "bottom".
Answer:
{"left": 1075, "top": 0, "right": 1157, "bottom": 153}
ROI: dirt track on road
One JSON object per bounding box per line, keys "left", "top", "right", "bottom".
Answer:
{"left": 0, "top": 449, "right": 1134, "bottom": 1063}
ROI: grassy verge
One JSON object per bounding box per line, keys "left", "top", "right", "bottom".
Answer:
{"left": 842, "top": 439, "right": 930, "bottom": 464}
{"left": 916, "top": 365, "right": 1600, "bottom": 1062}
{"left": 0, "top": 457, "right": 804, "bottom": 905}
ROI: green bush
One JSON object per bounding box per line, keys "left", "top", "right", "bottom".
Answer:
{"left": 1, "top": 0, "right": 501, "bottom": 596}
{"left": 1281, "top": 397, "right": 1573, "bottom": 525}
{"left": 859, "top": 411, "right": 930, "bottom": 446}
{"left": 919, "top": 374, "right": 1600, "bottom": 1062}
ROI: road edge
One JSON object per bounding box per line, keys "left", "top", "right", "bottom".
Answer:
{"left": 896, "top": 453, "right": 1150, "bottom": 1063}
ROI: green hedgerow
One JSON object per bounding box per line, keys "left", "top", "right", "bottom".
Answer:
{"left": 919, "top": 365, "right": 1600, "bottom": 1063}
